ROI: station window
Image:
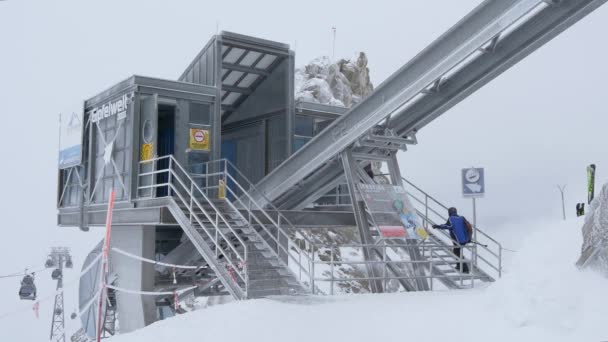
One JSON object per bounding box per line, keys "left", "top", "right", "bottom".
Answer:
{"left": 295, "top": 116, "right": 313, "bottom": 137}
{"left": 294, "top": 136, "right": 312, "bottom": 152}
{"left": 190, "top": 102, "right": 210, "bottom": 125}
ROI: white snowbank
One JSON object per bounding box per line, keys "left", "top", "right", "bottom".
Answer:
{"left": 108, "top": 217, "right": 608, "bottom": 342}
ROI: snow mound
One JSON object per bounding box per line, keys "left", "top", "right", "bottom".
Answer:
{"left": 577, "top": 182, "right": 608, "bottom": 273}
{"left": 107, "top": 217, "right": 608, "bottom": 342}
{"left": 295, "top": 53, "right": 374, "bottom": 108}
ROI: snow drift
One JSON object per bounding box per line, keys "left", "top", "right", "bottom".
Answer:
{"left": 577, "top": 182, "right": 608, "bottom": 274}
{"left": 107, "top": 217, "right": 608, "bottom": 342}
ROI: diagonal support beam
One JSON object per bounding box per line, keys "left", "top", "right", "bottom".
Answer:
{"left": 252, "top": 0, "right": 554, "bottom": 206}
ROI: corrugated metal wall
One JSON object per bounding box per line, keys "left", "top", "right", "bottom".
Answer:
{"left": 266, "top": 116, "right": 287, "bottom": 172}
{"left": 180, "top": 42, "right": 216, "bottom": 86}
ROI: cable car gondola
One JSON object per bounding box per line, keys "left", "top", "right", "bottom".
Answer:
{"left": 45, "top": 257, "right": 55, "bottom": 268}
{"left": 65, "top": 256, "right": 73, "bottom": 269}
{"left": 19, "top": 274, "right": 37, "bottom": 301}
{"left": 51, "top": 268, "right": 62, "bottom": 280}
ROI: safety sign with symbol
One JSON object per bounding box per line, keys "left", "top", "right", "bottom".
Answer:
{"left": 189, "top": 128, "right": 210, "bottom": 151}
{"left": 462, "top": 167, "right": 485, "bottom": 197}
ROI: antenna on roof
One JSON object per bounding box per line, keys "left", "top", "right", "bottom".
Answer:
{"left": 332, "top": 26, "right": 337, "bottom": 61}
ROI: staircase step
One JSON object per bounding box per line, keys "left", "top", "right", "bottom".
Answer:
{"left": 247, "top": 287, "right": 297, "bottom": 298}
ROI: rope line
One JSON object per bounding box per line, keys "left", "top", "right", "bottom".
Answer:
{"left": 111, "top": 248, "right": 202, "bottom": 270}
{"left": 77, "top": 288, "right": 103, "bottom": 317}
{"left": 0, "top": 254, "right": 103, "bottom": 321}
{"left": 0, "top": 267, "right": 48, "bottom": 279}
{"left": 106, "top": 284, "right": 197, "bottom": 296}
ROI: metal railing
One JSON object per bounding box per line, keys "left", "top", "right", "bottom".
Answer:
{"left": 402, "top": 178, "right": 502, "bottom": 279}
{"left": 186, "top": 159, "right": 317, "bottom": 293}
{"left": 309, "top": 178, "right": 502, "bottom": 285}
{"left": 137, "top": 155, "right": 248, "bottom": 295}
{"left": 309, "top": 242, "right": 482, "bottom": 294}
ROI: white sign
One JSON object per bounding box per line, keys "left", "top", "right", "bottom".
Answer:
{"left": 462, "top": 167, "right": 485, "bottom": 197}
{"left": 58, "top": 109, "right": 84, "bottom": 169}
{"left": 90, "top": 94, "right": 130, "bottom": 124}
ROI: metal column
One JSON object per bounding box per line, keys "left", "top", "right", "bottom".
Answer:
{"left": 341, "top": 150, "right": 383, "bottom": 293}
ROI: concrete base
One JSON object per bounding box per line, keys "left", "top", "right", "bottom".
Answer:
{"left": 110, "top": 226, "right": 157, "bottom": 333}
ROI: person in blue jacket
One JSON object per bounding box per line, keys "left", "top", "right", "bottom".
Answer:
{"left": 432, "top": 207, "right": 471, "bottom": 273}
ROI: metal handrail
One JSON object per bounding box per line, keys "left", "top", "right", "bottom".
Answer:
{"left": 401, "top": 177, "right": 502, "bottom": 278}
{"left": 320, "top": 178, "right": 502, "bottom": 280}
{"left": 137, "top": 155, "right": 248, "bottom": 290}
{"left": 189, "top": 159, "right": 316, "bottom": 290}
{"left": 309, "top": 243, "right": 479, "bottom": 293}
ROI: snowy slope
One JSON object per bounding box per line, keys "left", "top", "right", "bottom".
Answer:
{"left": 107, "top": 217, "right": 607, "bottom": 342}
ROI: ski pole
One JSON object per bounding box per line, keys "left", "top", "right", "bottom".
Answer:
{"left": 470, "top": 241, "right": 488, "bottom": 248}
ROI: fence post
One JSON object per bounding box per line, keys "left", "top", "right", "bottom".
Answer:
{"left": 382, "top": 245, "right": 387, "bottom": 291}
{"left": 424, "top": 195, "right": 429, "bottom": 229}
{"left": 499, "top": 246, "right": 502, "bottom": 278}
{"left": 311, "top": 250, "right": 316, "bottom": 295}
{"left": 190, "top": 183, "right": 193, "bottom": 223}
{"left": 330, "top": 247, "right": 335, "bottom": 295}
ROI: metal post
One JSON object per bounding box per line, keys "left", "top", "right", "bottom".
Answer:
{"left": 557, "top": 185, "right": 566, "bottom": 221}
{"left": 311, "top": 251, "right": 315, "bottom": 295}
{"left": 330, "top": 247, "right": 335, "bottom": 295}
{"left": 499, "top": 246, "right": 502, "bottom": 278}
{"left": 168, "top": 157, "right": 173, "bottom": 196}
{"left": 189, "top": 183, "right": 193, "bottom": 224}
{"left": 472, "top": 197, "right": 478, "bottom": 270}
{"left": 424, "top": 195, "right": 429, "bottom": 229}
{"left": 340, "top": 150, "right": 383, "bottom": 293}
{"left": 382, "top": 245, "right": 387, "bottom": 291}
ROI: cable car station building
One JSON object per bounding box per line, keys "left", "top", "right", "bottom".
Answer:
{"left": 56, "top": 30, "right": 502, "bottom": 336}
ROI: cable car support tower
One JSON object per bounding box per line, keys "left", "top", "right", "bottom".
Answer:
{"left": 47, "top": 247, "right": 72, "bottom": 342}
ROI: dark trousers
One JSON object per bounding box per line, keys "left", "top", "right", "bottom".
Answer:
{"left": 453, "top": 244, "right": 470, "bottom": 273}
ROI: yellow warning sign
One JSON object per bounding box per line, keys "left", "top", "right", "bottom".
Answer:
{"left": 141, "top": 143, "right": 154, "bottom": 161}
{"left": 218, "top": 179, "right": 226, "bottom": 199}
{"left": 189, "top": 128, "right": 210, "bottom": 151}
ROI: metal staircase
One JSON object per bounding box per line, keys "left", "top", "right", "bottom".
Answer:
{"left": 138, "top": 154, "right": 501, "bottom": 297}
{"left": 402, "top": 178, "right": 502, "bottom": 286}
{"left": 138, "top": 156, "right": 313, "bottom": 299}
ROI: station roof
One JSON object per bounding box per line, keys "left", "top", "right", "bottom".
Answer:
{"left": 179, "top": 31, "right": 291, "bottom": 120}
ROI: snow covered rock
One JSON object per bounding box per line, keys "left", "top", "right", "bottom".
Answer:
{"left": 295, "top": 52, "right": 374, "bottom": 108}
{"left": 576, "top": 182, "right": 608, "bottom": 274}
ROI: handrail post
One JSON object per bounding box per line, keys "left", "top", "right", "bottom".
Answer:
{"left": 311, "top": 252, "right": 316, "bottom": 295}
{"left": 424, "top": 195, "right": 429, "bottom": 229}
{"left": 430, "top": 248, "right": 434, "bottom": 291}
{"left": 168, "top": 157, "right": 173, "bottom": 197}
{"left": 382, "top": 244, "right": 387, "bottom": 291}
{"left": 190, "top": 183, "right": 193, "bottom": 224}
{"left": 215, "top": 227, "right": 219, "bottom": 258}
{"left": 499, "top": 246, "right": 502, "bottom": 278}
{"left": 330, "top": 247, "right": 335, "bottom": 295}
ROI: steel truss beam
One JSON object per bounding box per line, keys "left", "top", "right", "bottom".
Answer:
{"left": 251, "top": 0, "right": 606, "bottom": 209}
{"left": 391, "top": 0, "right": 608, "bottom": 136}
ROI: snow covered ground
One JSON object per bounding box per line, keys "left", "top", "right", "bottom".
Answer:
{"left": 107, "top": 216, "right": 607, "bottom": 342}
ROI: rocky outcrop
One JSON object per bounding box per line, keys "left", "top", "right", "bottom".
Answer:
{"left": 576, "top": 183, "right": 608, "bottom": 274}
{"left": 295, "top": 52, "right": 374, "bottom": 108}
